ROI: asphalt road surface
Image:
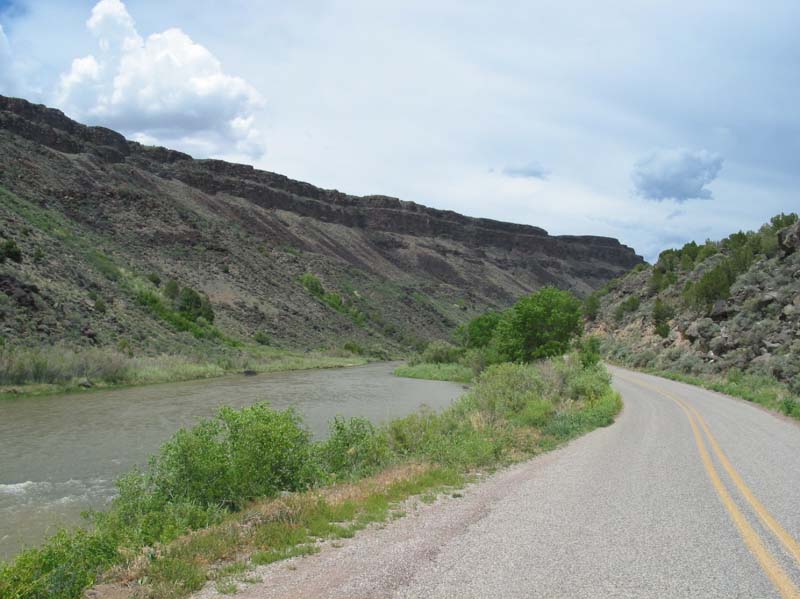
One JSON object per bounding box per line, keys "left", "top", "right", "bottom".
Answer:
{"left": 196, "top": 366, "right": 800, "bottom": 599}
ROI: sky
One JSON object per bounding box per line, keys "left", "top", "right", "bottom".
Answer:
{"left": 1, "top": 0, "right": 798, "bottom": 261}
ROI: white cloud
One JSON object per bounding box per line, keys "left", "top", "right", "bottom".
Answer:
{"left": 55, "top": 0, "right": 265, "bottom": 158}
{"left": 632, "top": 148, "right": 723, "bottom": 202}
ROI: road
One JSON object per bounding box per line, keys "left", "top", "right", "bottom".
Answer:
{"left": 196, "top": 366, "right": 800, "bottom": 599}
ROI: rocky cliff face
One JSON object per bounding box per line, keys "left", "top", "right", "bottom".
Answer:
{"left": 0, "top": 95, "right": 641, "bottom": 354}
{"left": 590, "top": 218, "right": 800, "bottom": 388}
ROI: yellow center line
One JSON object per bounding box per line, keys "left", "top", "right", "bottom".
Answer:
{"left": 614, "top": 371, "right": 800, "bottom": 599}
{"left": 686, "top": 402, "right": 800, "bottom": 568}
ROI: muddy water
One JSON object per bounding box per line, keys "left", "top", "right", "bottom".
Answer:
{"left": 0, "top": 362, "right": 464, "bottom": 560}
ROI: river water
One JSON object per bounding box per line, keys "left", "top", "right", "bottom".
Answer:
{"left": 0, "top": 362, "right": 464, "bottom": 561}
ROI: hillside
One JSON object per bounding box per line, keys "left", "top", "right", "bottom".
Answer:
{"left": 0, "top": 95, "right": 641, "bottom": 369}
{"left": 588, "top": 214, "right": 800, "bottom": 392}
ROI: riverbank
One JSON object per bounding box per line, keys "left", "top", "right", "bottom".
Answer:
{"left": 0, "top": 354, "right": 620, "bottom": 599}
{"left": 0, "top": 346, "right": 370, "bottom": 401}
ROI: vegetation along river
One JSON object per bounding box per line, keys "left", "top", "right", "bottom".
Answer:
{"left": 0, "top": 362, "right": 464, "bottom": 560}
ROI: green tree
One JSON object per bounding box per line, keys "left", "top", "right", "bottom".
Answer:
{"left": 463, "top": 311, "right": 502, "bottom": 347}
{"left": 494, "top": 287, "right": 582, "bottom": 362}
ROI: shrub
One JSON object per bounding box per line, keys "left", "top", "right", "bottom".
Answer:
{"left": 148, "top": 404, "right": 320, "bottom": 510}
{"left": 164, "top": 279, "right": 180, "bottom": 300}
{"left": 253, "top": 330, "right": 271, "bottom": 345}
{"left": 177, "top": 287, "right": 215, "bottom": 323}
{"left": 0, "top": 239, "right": 22, "bottom": 264}
{"left": 321, "top": 417, "right": 390, "bottom": 479}
{"left": 421, "top": 340, "right": 464, "bottom": 364}
{"left": 300, "top": 273, "right": 325, "bottom": 297}
{"left": 0, "top": 529, "right": 118, "bottom": 599}
{"left": 94, "top": 298, "right": 107, "bottom": 314}
{"left": 582, "top": 294, "right": 600, "bottom": 321}
{"left": 343, "top": 341, "right": 364, "bottom": 355}
{"left": 577, "top": 336, "right": 601, "bottom": 368}
{"left": 655, "top": 322, "right": 670, "bottom": 338}
{"left": 147, "top": 273, "right": 162, "bottom": 287}
{"left": 652, "top": 298, "right": 674, "bottom": 324}
{"left": 564, "top": 364, "right": 611, "bottom": 403}
{"left": 514, "top": 399, "right": 554, "bottom": 427}
{"left": 469, "top": 363, "right": 545, "bottom": 418}
{"left": 493, "top": 287, "right": 582, "bottom": 362}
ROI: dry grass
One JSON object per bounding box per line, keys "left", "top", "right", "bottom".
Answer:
{"left": 94, "top": 463, "right": 443, "bottom": 599}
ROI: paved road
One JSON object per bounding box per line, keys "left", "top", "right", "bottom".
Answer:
{"left": 197, "top": 366, "right": 800, "bottom": 599}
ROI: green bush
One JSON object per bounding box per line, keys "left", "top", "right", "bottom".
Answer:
{"left": 253, "top": 330, "right": 271, "bottom": 345}
{"left": 513, "top": 399, "right": 554, "bottom": 427}
{"left": 164, "top": 279, "right": 180, "bottom": 300}
{"left": 0, "top": 239, "right": 22, "bottom": 264}
{"left": 321, "top": 417, "right": 390, "bottom": 479}
{"left": 177, "top": 287, "right": 215, "bottom": 323}
{"left": 493, "top": 287, "right": 582, "bottom": 362}
{"left": 582, "top": 294, "right": 600, "bottom": 321}
{"left": 564, "top": 363, "right": 611, "bottom": 403}
{"left": 343, "top": 341, "right": 364, "bottom": 355}
{"left": 420, "top": 340, "right": 464, "bottom": 364}
{"left": 577, "top": 336, "right": 601, "bottom": 368}
{"left": 300, "top": 273, "right": 325, "bottom": 297}
{"left": 147, "top": 273, "right": 162, "bottom": 287}
{"left": 652, "top": 298, "right": 674, "bottom": 324}
{"left": 149, "top": 404, "right": 319, "bottom": 510}
{"left": 0, "top": 529, "right": 118, "bottom": 599}
{"left": 469, "top": 363, "right": 544, "bottom": 418}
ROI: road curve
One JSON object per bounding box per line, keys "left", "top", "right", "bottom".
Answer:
{"left": 196, "top": 366, "right": 800, "bottom": 599}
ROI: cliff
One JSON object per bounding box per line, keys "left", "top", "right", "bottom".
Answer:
{"left": 0, "top": 95, "right": 642, "bottom": 355}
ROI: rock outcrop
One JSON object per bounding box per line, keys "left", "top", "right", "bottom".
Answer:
{"left": 0, "top": 95, "right": 642, "bottom": 353}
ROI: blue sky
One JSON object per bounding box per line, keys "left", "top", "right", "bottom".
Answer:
{"left": 1, "top": 1, "right": 798, "bottom": 261}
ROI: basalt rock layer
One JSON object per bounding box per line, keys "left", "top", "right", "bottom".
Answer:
{"left": 0, "top": 95, "right": 641, "bottom": 354}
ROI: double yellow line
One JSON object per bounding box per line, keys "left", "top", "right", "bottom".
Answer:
{"left": 617, "top": 372, "right": 800, "bottom": 599}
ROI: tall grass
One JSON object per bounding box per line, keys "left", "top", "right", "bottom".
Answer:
{"left": 0, "top": 355, "right": 620, "bottom": 599}
{"left": 0, "top": 347, "right": 367, "bottom": 396}
{"left": 0, "top": 347, "right": 131, "bottom": 386}
{"left": 394, "top": 363, "right": 474, "bottom": 384}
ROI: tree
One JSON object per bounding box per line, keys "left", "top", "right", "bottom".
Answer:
{"left": 493, "top": 287, "right": 582, "bottom": 362}
{"left": 463, "top": 311, "right": 502, "bottom": 347}
{"left": 582, "top": 294, "right": 600, "bottom": 321}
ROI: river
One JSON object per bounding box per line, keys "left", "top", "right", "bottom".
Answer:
{"left": 0, "top": 362, "right": 464, "bottom": 561}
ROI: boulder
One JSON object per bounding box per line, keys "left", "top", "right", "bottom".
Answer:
{"left": 778, "top": 221, "right": 800, "bottom": 255}
{"left": 710, "top": 300, "right": 731, "bottom": 321}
